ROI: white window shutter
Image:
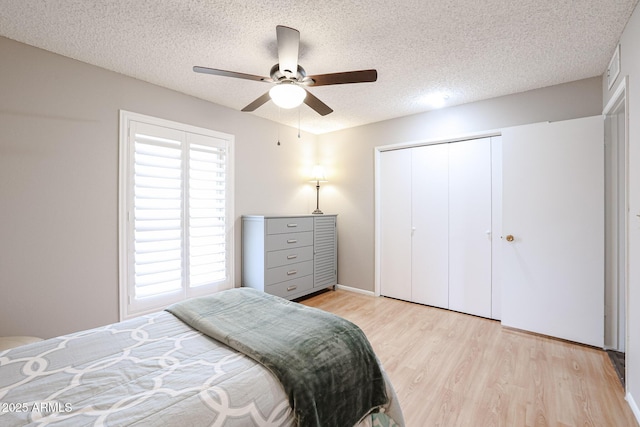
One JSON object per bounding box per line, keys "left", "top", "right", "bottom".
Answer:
{"left": 187, "top": 135, "right": 229, "bottom": 288}
{"left": 133, "top": 127, "right": 185, "bottom": 300}
{"left": 119, "top": 112, "right": 234, "bottom": 319}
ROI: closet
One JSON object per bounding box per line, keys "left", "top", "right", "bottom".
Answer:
{"left": 379, "top": 137, "right": 499, "bottom": 319}
{"left": 378, "top": 116, "right": 604, "bottom": 347}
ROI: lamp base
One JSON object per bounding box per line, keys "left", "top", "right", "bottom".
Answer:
{"left": 312, "top": 209, "right": 324, "bottom": 215}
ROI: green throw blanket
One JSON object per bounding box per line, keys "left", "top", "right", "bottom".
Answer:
{"left": 166, "top": 288, "right": 388, "bottom": 427}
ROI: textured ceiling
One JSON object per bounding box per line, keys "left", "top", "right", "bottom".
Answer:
{"left": 0, "top": 0, "right": 637, "bottom": 134}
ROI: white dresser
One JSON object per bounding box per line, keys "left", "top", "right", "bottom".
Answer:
{"left": 242, "top": 215, "right": 337, "bottom": 300}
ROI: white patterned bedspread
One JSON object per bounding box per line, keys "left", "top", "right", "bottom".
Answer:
{"left": 0, "top": 311, "right": 403, "bottom": 426}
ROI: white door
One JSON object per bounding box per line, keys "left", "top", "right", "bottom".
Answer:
{"left": 448, "top": 138, "right": 493, "bottom": 318}
{"left": 411, "top": 144, "right": 449, "bottom": 308}
{"left": 501, "top": 116, "right": 604, "bottom": 347}
{"left": 490, "top": 136, "right": 503, "bottom": 320}
{"left": 379, "top": 149, "right": 412, "bottom": 300}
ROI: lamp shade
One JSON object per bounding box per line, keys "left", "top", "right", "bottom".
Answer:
{"left": 311, "top": 164, "right": 327, "bottom": 182}
{"left": 269, "top": 83, "right": 306, "bottom": 109}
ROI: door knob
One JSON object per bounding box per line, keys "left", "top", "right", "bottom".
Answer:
{"left": 505, "top": 235, "right": 514, "bottom": 242}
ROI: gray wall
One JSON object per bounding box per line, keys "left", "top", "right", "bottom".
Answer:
{"left": 317, "top": 77, "right": 603, "bottom": 293}
{"left": 0, "top": 36, "right": 320, "bottom": 338}
{"left": 603, "top": 1, "right": 640, "bottom": 418}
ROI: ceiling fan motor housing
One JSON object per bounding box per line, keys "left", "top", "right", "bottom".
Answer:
{"left": 270, "top": 64, "right": 309, "bottom": 83}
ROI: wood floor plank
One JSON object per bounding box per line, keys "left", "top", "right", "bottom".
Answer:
{"left": 300, "top": 289, "right": 638, "bottom": 427}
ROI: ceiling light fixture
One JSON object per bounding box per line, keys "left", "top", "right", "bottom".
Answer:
{"left": 269, "top": 82, "right": 307, "bottom": 109}
{"left": 423, "top": 92, "right": 449, "bottom": 109}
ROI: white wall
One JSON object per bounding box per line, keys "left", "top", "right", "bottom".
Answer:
{"left": 318, "top": 77, "right": 603, "bottom": 293}
{"left": 0, "top": 37, "right": 320, "bottom": 338}
{"left": 603, "top": 2, "right": 640, "bottom": 420}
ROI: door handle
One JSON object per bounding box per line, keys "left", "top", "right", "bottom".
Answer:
{"left": 505, "top": 234, "right": 515, "bottom": 242}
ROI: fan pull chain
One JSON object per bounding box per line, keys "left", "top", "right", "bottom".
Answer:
{"left": 298, "top": 107, "right": 301, "bottom": 139}
{"left": 277, "top": 107, "right": 281, "bottom": 146}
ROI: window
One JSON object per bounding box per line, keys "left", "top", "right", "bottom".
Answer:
{"left": 119, "top": 111, "right": 234, "bottom": 319}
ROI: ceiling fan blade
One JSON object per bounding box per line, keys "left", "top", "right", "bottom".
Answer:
{"left": 276, "top": 25, "right": 300, "bottom": 78}
{"left": 241, "top": 91, "right": 272, "bottom": 112}
{"left": 193, "top": 66, "right": 272, "bottom": 83}
{"left": 303, "top": 90, "right": 333, "bottom": 116}
{"left": 307, "top": 69, "right": 377, "bottom": 86}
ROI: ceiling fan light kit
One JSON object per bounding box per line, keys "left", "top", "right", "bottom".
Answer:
{"left": 269, "top": 82, "right": 306, "bottom": 109}
{"left": 193, "top": 25, "right": 377, "bottom": 116}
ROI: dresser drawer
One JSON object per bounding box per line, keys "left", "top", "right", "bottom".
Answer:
{"left": 266, "top": 275, "right": 314, "bottom": 299}
{"left": 266, "top": 246, "right": 314, "bottom": 268}
{"left": 266, "top": 217, "right": 313, "bottom": 235}
{"left": 266, "top": 260, "right": 313, "bottom": 286}
{"left": 266, "top": 231, "right": 313, "bottom": 251}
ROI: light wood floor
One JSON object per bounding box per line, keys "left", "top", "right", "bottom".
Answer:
{"left": 300, "top": 289, "right": 638, "bottom": 427}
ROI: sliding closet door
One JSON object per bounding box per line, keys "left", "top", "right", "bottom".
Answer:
{"left": 411, "top": 144, "right": 449, "bottom": 308}
{"left": 448, "top": 138, "right": 492, "bottom": 318}
{"left": 379, "top": 149, "right": 412, "bottom": 300}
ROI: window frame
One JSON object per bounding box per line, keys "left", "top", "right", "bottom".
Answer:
{"left": 118, "top": 110, "right": 234, "bottom": 320}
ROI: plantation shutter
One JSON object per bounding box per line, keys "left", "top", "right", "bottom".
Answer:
{"left": 187, "top": 134, "right": 228, "bottom": 288}
{"left": 132, "top": 123, "right": 184, "bottom": 300}
{"left": 122, "top": 117, "right": 233, "bottom": 318}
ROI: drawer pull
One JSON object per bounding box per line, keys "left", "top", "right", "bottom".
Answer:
{"left": 287, "top": 270, "right": 297, "bottom": 276}
{"left": 287, "top": 223, "right": 298, "bottom": 228}
{"left": 287, "top": 239, "right": 297, "bottom": 244}
{"left": 287, "top": 254, "right": 298, "bottom": 259}
{"left": 287, "top": 285, "right": 298, "bottom": 291}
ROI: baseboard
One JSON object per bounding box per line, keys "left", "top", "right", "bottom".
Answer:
{"left": 627, "top": 392, "right": 640, "bottom": 424}
{"left": 335, "top": 284, "right": 375, "bottom": 297}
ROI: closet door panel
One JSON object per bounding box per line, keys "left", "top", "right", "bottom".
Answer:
{"left": 379, "top": 149, "right": 412, "bottom": 301}
{"left": 411, "top": 144, "right": 449, "bottom": 308}
{"left": 448, "top": 138, "right": 492, "bottom": 318}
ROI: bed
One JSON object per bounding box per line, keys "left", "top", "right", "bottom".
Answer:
{"left": 0, "top": 288, "right": 404, "bottom": 426}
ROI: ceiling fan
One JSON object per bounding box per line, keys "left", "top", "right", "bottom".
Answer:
{"left": 193, "top": 25, "right": 377, "bottom": 116}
